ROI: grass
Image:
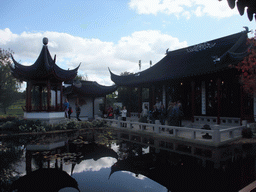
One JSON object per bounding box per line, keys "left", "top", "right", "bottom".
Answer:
{"left": 0, "top": 99, "right": 25, "bottom": 117}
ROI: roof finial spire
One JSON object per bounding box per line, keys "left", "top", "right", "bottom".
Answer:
{"left": 43, "top": 37, "right": 48, "bottom": 45}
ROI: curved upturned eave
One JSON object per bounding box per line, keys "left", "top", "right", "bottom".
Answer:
{"left": 52, "top": 63, "right": 80, "bottom": 81}
{"left": 109, "top": 29, "right": 249, "bottom": 87}
{"left": 72, "top": 80, "right": 118, "bottom": 97}
{"left": 10, "top": 54, "right": 80, "bottom": 82}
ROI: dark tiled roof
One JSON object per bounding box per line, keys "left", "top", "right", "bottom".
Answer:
{"left": 65, "top": 80, "right": 117, "bottom": 97}
{"left": 10, "top": 43, "right": 79, "bottom": 82}
{"left": 110, "top": 29, "right": 249, "bottom": 86}
{"left": 224, "top": 0, "right": 256, "bottom": 21}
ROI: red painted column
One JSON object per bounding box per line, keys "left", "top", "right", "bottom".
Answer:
{"left": 217, "top": 77, "right": 221, "bottom": 125}
{"left": 60, "top": 83, "right": 63, "bottom": 111}
{"left": 191, "top": 81, "right": 195, "bottom": 123}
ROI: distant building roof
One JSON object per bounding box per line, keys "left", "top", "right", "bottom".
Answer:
{"left": 10, "top": 37, "right": 80, "bottom": 82}
{"left": 64, "top": 80, "right": 118, "bottom": 97}
{"left": 110, "top": 28, "right": 249, "bottom": 87}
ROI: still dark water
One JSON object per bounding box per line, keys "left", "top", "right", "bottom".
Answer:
{"left": 1, "top": 128, "right": 256, "bottom": 192}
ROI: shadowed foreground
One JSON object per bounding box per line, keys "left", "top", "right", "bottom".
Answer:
{"left": 10, "top": 168, "right": 80, "bottom": 192}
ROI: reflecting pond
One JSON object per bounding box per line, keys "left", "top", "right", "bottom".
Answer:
{"left": 1, "top": 128, "right": 256, "bottom": 192}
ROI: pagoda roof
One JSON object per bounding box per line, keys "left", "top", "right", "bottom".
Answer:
{"left": 109, "top": 28, "right": 250, "bottom": 87}
{"left": 10, "top": 38, "right": 80, "bottom": 82}
{"left": 64, "top": 80, "right": 118, "bottom": 97}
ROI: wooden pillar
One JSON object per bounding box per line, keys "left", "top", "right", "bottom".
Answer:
{"left": 191, "top": 81, "right": 195, "bottom": 122}
{"left": 39, "top": 86, "right": 42, "bottom": 111}
{"left": 60, "top": 83, "right": 63, "bottom": 111}
{"left": 163, "top": 84, "right": 167, "bottom": 108}
{"left": 47, "top": 80, "right": 51, "bottom": 111}
{"left": 138, "top": 86, "right": 142, "bottom": 117}
{"left": 55, "top": 86, "right": 58, "bottom": 111}
{"left": 217, "top": 77, "right": 221, "bottom": 124}
{"left": 150, "top": 85, "right": 155, "bottom": 110}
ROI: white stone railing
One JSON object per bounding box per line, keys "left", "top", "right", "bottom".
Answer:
{"left": 194, "top": 116, "right": 241, "bottom": 126}
{"left": 98, "top": 117, "right": 244, "bottom": 146}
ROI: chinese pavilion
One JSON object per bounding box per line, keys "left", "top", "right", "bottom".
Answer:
{"left": 109, "top": 28, "right": 252, "bottom": 124}
{"left": 11, "top": 37, "right": 80, "bottom": 123}
{"left": 64, "top": 80, "right": 117, "bottom": 119}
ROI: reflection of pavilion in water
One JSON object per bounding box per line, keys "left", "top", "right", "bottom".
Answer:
{"left": 25, "top": 133, "right": 118, "bottom": 175}
{"left": 113, "top": 130, "right": 256, "bottom": 192}
{"left": 20, "top": 134, "right": 118, "bottom": 191}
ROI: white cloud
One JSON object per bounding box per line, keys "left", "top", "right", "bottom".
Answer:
{"left": 0, "top": 28, "right": 187, "bottom": 86}
{"left": 129, "top": 0, "right": 238, "bottom": 19}
{"left": 63, "top": 157, "right": 117, "bottom": 174}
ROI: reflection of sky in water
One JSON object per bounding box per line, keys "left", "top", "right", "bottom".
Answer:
{"left": 72, "top": 165, "right": 167, "bottom": 192}
{"left": 14, "top": 153, "right": 166, "bottom": 191}
{"left": 62, "top": 156, "right": 166, "bottom": 192}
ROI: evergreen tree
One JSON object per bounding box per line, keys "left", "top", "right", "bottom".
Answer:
{"left": 0, "top": 49, "right": 20, "bottom": 114}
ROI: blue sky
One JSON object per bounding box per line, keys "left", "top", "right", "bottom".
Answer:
{"left": 1, "top": 0, "right": 255, "bottom": 86}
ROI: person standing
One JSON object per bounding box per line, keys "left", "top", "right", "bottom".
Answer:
{"left": 121, "top": 106, "right": 127, "bottom": 127}
{"left": 63, "top": 99, "right": 69, "bottom": 118}
{"left": 68, "top": 106, "right": 73, "bottom": 119}
{"left": 151, "top": 105, "right": 159, "bottom": 124}
{"left": 159, "top": 104, "right": 167, "bottom": 125}
{"left": 114, "top": 106, "right": 120, "bottom": 120}
{"left": 75, "top": 103, "right": 81, "bottom": 121}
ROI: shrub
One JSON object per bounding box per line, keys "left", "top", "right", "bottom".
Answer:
{"left": 242, "top": 127, "right": 253, "bottom": 138}
{"left": 53, "top": 123, "right": 67, "bottom": 130}
{"left": 66, "top": 121, "right": 81, "bottom": 130}
{"left": 92, "top": 120, "right": 108, "bottom": 127}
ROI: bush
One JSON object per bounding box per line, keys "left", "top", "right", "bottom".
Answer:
{"left": 242, "top": 127, "right": 253, "bottom": 138}
{"left": 0, "top": 116, "right": 18, "bottom": 123}
{"left": 92, "top": 120, "right": 108, "bottom": 127}
{"left": 67, "top": 121, "right": 81, "bottom": 130}
{"left": 53, "top": 123, "right": 67, "bottom": 130}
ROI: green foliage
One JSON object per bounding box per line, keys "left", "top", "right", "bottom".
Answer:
{"left": 117, "top": 86, "right": 138, "bottom": 112}
{"left": 66, "top": 121, "right": 81, "bottom": 130}
{"left": 0, "top": 49, "right": 21, "bottom": 114}
{"left": 0, "top": 116, "right": 17, "bottom": 123}
{"left": 92, "top": 119, "right": 108, "bottom": 127}
{"left": 242, "top": 127, "right": 253, "bottom": 138}
{"left": 0, "top": 117, "right": 108, "bottom": 134}
{"left": 0, "top": 119, "right": 46, "bottom": 133}
{"left": 80, "top": 121, "right": 93, "bottom": 128}
{"left": 53, "top": 122, "right": 67, "bottom": 130}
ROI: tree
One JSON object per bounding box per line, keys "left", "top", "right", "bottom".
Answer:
{"left": 116, "top": 72, "right": 139, "bottom": 112}
{"left": 0, "top": 49, "right": 20, "bottom": 114}
{"left": 231, "top": 33, "right": 256, "bottom": 95}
